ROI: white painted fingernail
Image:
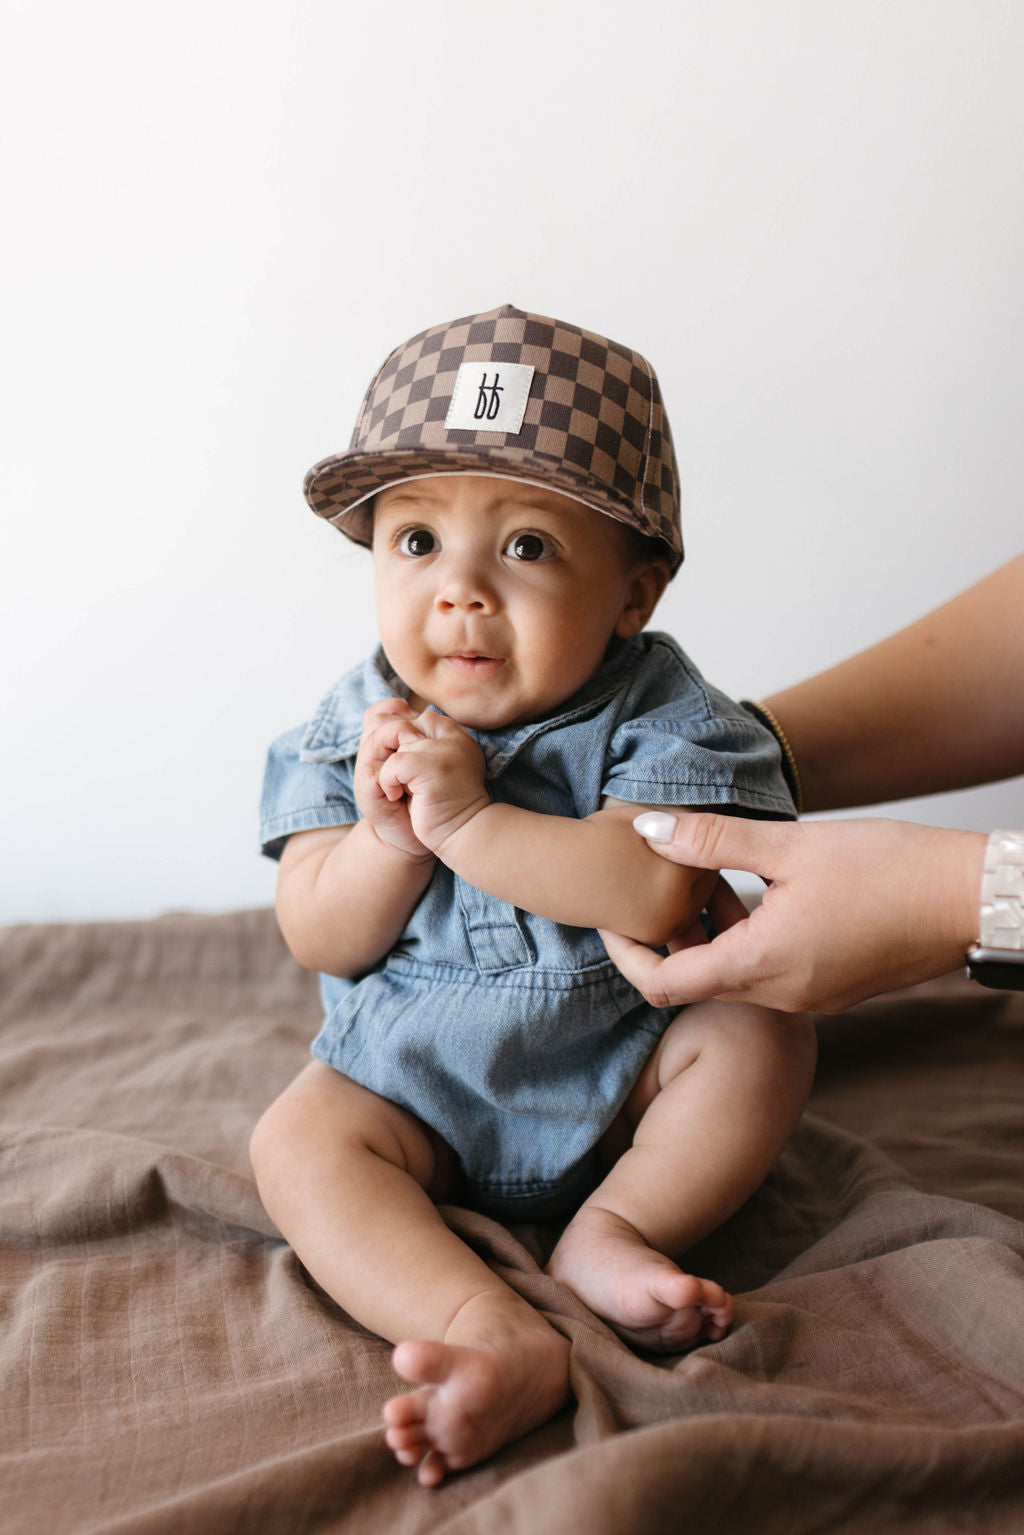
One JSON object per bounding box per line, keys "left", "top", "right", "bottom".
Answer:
{"left": 633, "top": 811, "right": 678, "bottom": 843}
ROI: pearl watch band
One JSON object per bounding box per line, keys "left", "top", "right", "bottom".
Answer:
{"left": 966, "top": 829, "right": 1024, "bottom": 991}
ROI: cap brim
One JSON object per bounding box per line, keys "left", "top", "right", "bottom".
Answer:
{"left": 303, "top": 447, "right": 683, "bottom": 572}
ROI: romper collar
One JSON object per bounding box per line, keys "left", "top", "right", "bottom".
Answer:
{"left": 299, "top": 638, "right": 645, "bottom": 780}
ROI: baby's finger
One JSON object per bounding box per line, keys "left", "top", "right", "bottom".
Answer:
{"left": 377, "top": 767, "right": 408, "bottom": 804}
{"left": 361, "top": 716, "right": 423, "bottom": 772}
{"left": 364, "top": 697, "right": 415, "bottom": 724}
{"left": 378, "top": 745, "right": 422, "bottom": 801}
{"left": 410, "top": 708, "right": 469, "bottom": 741}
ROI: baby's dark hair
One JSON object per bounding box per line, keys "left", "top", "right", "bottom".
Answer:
{"left": 619, "top": 524, "right": 674, "bottom": 572}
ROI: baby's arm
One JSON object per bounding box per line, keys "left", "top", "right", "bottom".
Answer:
{"left": 276, "top": 822, "right": 434, "bottom": 976}
{"left": 275, "top": 701, "right": 436, "bottom": 977}
{"left": 379, "top": 712, "right": 717, "bottom": 948}
{"left": 454, "top": 799, "right": 715, "bottom": 946}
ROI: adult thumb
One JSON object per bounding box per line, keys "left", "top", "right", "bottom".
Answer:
{"left": 632, "top": 810, "right": 790, "bottom": 882}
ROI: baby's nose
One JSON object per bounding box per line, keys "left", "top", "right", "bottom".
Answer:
{"left": 435, "top": 559, "right": 497, "bottom": 612}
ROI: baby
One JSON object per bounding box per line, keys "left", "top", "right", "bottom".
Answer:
{"left": 253, "top": 304, "right": 816, "bottom": 1487}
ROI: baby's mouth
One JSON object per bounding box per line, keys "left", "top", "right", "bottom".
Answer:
{"left": 445, "top": 654, "right": 506, "bottom": 677}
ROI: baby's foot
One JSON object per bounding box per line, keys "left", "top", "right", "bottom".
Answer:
{"left": 382, "top": 1291, "right": 571, "bottom": 1487}
{"left": 547, "top": 1205, "right": 733, "bottom": 1353}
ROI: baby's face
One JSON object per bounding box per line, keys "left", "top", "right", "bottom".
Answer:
{"left": 371, "top": 476, "right": 665, "bottom": 731}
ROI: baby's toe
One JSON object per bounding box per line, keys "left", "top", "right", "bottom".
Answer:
{"left": 698, "top": 1276, "right": 730, "bottom": 1311}
{"left": 382, "top": 1385, "right": 432, "bottom": 1428}
{"left": 699, "top": 1279, "right": 733, "bottom": 1329}
{"left": 416, "top": 1449, "right": 448, "bottom": 1487}
{"left": 385, "top": 1421, "right": 430, "bottom": 1459}
{"left": 393, "top": 1442, "right": 428, "bottom": 1467}
{"left": 649, "top": 1268, "right": 704, "bottom": 1316}
{"left": 392, "top": 1338, "right": 453, "bottom": 1386}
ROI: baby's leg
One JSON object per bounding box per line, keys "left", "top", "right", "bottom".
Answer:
{"left": 547, "top": 1000, "right": 816, "bottom": 1351}
{"left": 250, "top": 1063, "right": 570, "bottom": 1486}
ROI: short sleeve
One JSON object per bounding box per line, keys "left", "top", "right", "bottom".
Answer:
{"left": 258, "top": 726, "right": 359, "bottom": 861}
{"left": 601, "top": 643, "right": 795, "bottom": 819}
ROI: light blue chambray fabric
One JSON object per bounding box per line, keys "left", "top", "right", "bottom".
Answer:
{"left": 259, "top": 632, "right": 793, "bottom": 1218}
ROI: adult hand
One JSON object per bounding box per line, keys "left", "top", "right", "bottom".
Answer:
{"left": 600, "top": 812, "right": 987, "bottom": 1014}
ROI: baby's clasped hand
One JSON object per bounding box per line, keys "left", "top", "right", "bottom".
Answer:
{"left": 353, "top": 698, "right": 433, "bottom": 859}
{"left": 377, "top": 709, "right": 491, "bottom": 858}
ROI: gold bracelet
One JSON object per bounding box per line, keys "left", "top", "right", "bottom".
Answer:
{"left": 741, "top": 700, "right": 804, "bottom": 815}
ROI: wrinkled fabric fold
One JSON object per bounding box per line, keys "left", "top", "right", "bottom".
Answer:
{"left": 2, "top": 911, "right": 1023, "bottom": 1533}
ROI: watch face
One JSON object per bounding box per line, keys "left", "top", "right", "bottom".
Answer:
{"left": 966, "top": 948, "right": 1024, "bottom": 992}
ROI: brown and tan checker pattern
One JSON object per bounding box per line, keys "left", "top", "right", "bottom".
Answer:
{"left": 303, "top": 304, "right": 684, "bottom": 570}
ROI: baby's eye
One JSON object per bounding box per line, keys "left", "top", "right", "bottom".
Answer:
{"left": 398, "top": 527, "right": 437, "bottom": 557}
{"left": 504, "top": 531, "right": 556, "bottom": 562}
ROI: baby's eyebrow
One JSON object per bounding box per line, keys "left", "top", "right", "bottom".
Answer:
{"left": 492, "top": 491, "right": 578, "bottom": 515}
{"left": 375, "top": 484, "right": 579, "bottom": 522}
{"left": 377, "top": 487, "right": 428, "bottom": 502}
{"left": 375, "top": 492, "right": 435, "bottom": 514}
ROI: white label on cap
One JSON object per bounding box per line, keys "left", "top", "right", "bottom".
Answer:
{"left": 445, "top": 361, "right": 535, "bottom": 434}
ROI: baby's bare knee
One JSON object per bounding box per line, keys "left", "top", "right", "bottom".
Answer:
{"left": 249, "top": 1066, "right": 352, "bottom": 1188}
{"left": 723, "top": 1002, "right": 816, "bottom": 1076}
{"left": 249, "top": 1091, "right": 306, "bottom": 1193}
{"left": 661, "top": 999, "right": 816, "bottom": 1086}
{"left": 251, "top": 1064, "right": 439, "bottom": 1201}
{"left": 784, "top": 1008, "right": 818, "bottom": 1074}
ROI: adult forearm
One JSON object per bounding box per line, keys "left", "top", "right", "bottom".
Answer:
{"left": 765, "top": 553, "right": 1024, "bottom": 812}
{"left": 437, "top": 803, "right": 714, "bottom": 945}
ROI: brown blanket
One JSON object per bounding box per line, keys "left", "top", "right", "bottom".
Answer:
{"left": 3, "top": 909, "right": 1023, "bottom": 1533}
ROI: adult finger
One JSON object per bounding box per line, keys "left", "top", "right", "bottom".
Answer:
{"left": 704, "top": 873, "right": 753, "bottom": 935}
{"left": 599, "top": 923, "right": 756, "bottom": 1009}
{"left": 665, "top": 916, "right": 711, "bottom": 953}
{"left": 632, "top": 811, "right": 794, "bottom": 882}
{"left": 662, "top": 877, "right": 749, "bottom": 954}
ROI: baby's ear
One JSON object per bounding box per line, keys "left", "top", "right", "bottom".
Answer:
{"left": 615, "top": 560, "right": 671, "bottom": 637}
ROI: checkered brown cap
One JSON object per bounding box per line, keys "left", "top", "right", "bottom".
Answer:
{"left": 303, "top": 304, "right": 684, "bottom": 571}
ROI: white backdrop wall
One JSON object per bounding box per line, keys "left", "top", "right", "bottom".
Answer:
{"left": 2, "top": 0, "right": 1021, "bottom": 924}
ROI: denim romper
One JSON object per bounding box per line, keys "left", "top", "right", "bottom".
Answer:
{"left": 260, "top": 632, "right": 794, "bottom": 1219}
